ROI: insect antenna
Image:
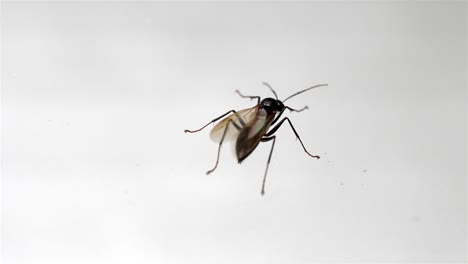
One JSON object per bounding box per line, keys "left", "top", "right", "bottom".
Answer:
{"left": 283, "top": 84, "right": 328, "bottom": 103}
{"left": 262, "top": 82, "right": 278, "bottom": 100}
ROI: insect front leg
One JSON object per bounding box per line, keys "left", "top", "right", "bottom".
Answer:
{"left": 260, "top": 136, "right": 276, "bottom": 196}
{"left": 266, "top": 117, "right": 320, "bottom": 159}
{"left": 206, "top": 119, "right": 236, "bottom": 175}
{"left": 184, "top": 110, "right": 237, "bottom": 133}
{"left": 235, "top": 90, "right": 260, "bottom": 105}
{"left": 271, "top": 106, "right": 309, "bottom": 127}
{"left": 285, "top": 106, "right": 308, "bottom": 113}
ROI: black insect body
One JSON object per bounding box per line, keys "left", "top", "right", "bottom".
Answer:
{"left": 184, "top": 82, "right": 327, "bottom": 195}
{"left": 236, "top": 98, "right": 280, "bottom": 163}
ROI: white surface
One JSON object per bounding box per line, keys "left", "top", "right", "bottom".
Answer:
{"left": 1, "top": 2, "right": 467, "bottom": 264}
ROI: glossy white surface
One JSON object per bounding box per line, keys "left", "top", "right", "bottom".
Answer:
{"left": 2, "top": 2, "right": 466, "bottom": 264}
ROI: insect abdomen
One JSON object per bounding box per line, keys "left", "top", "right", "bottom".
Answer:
{"left": 236, "top": 128, "right": 255, "bottom": 163}
{"left": 235, "top": 109, "right": 274, "bottom": 163}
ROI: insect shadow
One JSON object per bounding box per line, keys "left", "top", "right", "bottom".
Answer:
{"left": 184, "top": 82, "right": 327, "bottom": 195}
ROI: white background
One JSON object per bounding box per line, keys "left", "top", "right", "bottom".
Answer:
{"left": 1, "top": 2, "right": 467, "bottom": 264}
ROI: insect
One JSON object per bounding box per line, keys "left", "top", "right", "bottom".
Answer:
{"left": 184, "top": 82, "right": 327, "bottom": 195}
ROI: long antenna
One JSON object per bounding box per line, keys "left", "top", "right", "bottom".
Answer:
{"left": 283, "top": 84, "right": 327, "bottom": 103}
{"left": 262, "top": 82, "right": 278, "bottom": 100}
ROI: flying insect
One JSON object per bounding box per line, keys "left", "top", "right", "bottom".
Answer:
{"left": 184, "top": 82, "right": 327, "bottom": 195}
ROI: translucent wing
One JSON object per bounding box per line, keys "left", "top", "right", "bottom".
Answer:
{"left": 210, "top": 107, "right": 258, "bottom": 143}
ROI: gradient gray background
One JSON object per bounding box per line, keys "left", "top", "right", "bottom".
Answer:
{"left": 1, "top": 2, "right": 467, "bottom": 264}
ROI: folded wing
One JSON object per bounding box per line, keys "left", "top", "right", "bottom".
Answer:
{"left": 209, "top": 107, "right": 258, "bottom": 143}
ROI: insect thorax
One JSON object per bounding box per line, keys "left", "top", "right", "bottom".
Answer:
{"left": 260, "top": 98, "right": 284, "bottom": 114}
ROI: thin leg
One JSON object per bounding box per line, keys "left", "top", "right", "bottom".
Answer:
{"left": 206, "top": 119, "right": 233, "bottom": 175}
{"left": 266, "top": 117, "right": 320, "bottom": 159}
{"left": 184, "top": 110, "right": 237, "bottom": 133}
{"left": 235, "top": 90, "right": 260, "bottom": 105}
{"left": 260, "top": 136, "right": 276, "bottom": 196}
{"left": 286, "top": 105, "right": 308, "bottom": 113}
{"left": 271, "top": 105, "right": 308, "bottom": 126}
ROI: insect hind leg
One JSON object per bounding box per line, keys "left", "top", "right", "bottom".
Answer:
{"left": 260, "top": 136, "right": 276, "bottom": 196}
{"left": 184, "top": 110, "right": 237, "bottom": 133}
{"left": 206, "top": 119, "right": 235, "bottom": 175}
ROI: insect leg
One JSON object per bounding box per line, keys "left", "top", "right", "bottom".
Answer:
{"left": 286, "top": 106, "right": 308, "bottom": 113}
{"left": 184, "top": 110, "right": 237, "bottom": 133}
{"left": 266, "top": 117, "right": 320, "bottom": 159}
{"left": 271, "top": 108, "right": 284, "bottom": 126}
{"left": 206, "top": 119, "right": 235, "bottom": 175}
{"left": 260, "top": 136, "right": 276, "bottom": 196}
{"left": 271, "top": 106, "right": 308, "bottom": 126}
{"left": 235, "top": 90, "right": 260, "bottom": 105}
